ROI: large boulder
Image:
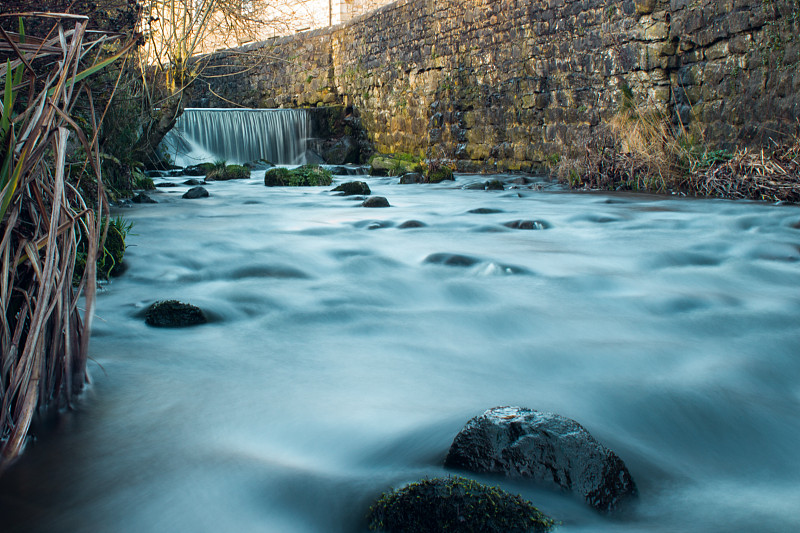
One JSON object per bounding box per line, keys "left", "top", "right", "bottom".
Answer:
{"left": 368, "top": 476, "right": 554, "bottom": 533}
{"left": 145, "top": 300, "right": 206, "bottom": 328}
{"left": 445, "top": 406, "right": 637, "bottom": 512}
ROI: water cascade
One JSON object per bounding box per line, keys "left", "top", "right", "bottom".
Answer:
{"left": 160, "top": 108, "right": 310, "bottom": 166}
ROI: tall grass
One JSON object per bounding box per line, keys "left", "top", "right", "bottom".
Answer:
{"left": 0, "top": 13, "right": 134, "bottom": 470}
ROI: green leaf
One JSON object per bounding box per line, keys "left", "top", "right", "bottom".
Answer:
{"left": 1, "top": 59, "right": 14, "bottom": 138}
{"left": 0, "top": 144, "right": 26, "bottom": 220}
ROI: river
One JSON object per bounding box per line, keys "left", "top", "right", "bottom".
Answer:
{"left": 1, "top": 171, "right": 799, "bottom": 532}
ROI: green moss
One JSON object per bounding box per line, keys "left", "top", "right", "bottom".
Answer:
{"left": 207, "top": 163, "right": 250, "bottom": 181}
{"left": 264, "top": 165, "right": 333, "bottom": 186}
{"left": 368, "top": 476, "right": 554, "bottom": 533}
{"left": 427, "top": 166, "right": 455, "bottom": 183}
{"left": 73, "top": 216, "right": 132, "bottom": 284}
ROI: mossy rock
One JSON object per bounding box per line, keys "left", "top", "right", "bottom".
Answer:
{"left": 73, "top": 218, "right": 130, "bottom": 284}
{"left": 206, "top": 164, "right": 250, "bottom": 181}
{"left": 264, "top": 165, "right": 333, "bottom": 186}
{"left": 99, "top": 221, "right": 127, "bottom": 278}
{"left": 183, "top": 163, "right": 215, "bottom": 176}
{"left": 427, "top": 167, "right": 455, "bottom": 183}
{"left": 368, "top": 477, "right": 554, "bottom": 533}
{"left": 370, "top": 154, "right": 421, "bottom": 176}
{"left": 145, "top": 300, "right": 206, "bottom": 328}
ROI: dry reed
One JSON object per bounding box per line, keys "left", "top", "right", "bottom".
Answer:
{"left": 0, "top": 12, "right": 133, "bottom": 470}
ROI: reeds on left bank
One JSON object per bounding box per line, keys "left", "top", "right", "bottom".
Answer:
{"left": 0, "top": 12, "right": 133, "bottom": 470}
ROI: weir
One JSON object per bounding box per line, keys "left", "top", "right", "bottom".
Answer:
{"left": 160, "top": 108, "right": 310, "bottom": 167}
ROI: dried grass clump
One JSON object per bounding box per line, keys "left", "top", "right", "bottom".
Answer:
{"left": 0, "top": 12, "right": 134, "bottom": 470}
{"left": 558, "top": 101, "right": 800, "bottom": 203}
{"left": 681, "top": 136, "right": 800, "bottom": 203}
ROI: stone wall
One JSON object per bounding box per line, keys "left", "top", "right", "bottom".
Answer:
{"left": 189, "top": 0, "right": 800, "bottom": 171}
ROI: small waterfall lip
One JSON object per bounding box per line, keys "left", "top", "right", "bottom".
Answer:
{"left": 160, "top": 108, "right": 310, "bottom": 167}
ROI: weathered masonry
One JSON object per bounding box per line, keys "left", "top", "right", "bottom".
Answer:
{"left": 189, "top": 0, "right": 800, "bottom": 172}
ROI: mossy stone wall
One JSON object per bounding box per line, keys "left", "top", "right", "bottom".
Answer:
{"left": 189, "top": 0, "right": 800, "bottom": 171}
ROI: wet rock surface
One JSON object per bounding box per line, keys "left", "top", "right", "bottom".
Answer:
{"left": 362, "top": 196, "right": 390, "bottom": 208}
{"left": 182, "top": 187, "right": 209, "bottom": 199}
{"left": 333, "top": 181, "right": 371, "bottom": 195}
{"left": 445, "top": 406, "right": 637, "bottom": 512}
{"left": 504, "top": 220, "right": 549, "bottom": 230}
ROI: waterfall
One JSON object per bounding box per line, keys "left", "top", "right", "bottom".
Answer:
{"left": 160, "top": 108, "right": 310, "bottom": 167}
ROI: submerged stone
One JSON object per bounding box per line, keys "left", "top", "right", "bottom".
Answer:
{"left": 182, "top": 186, "right": 209, "bottom": 199}
{"left": 504, "top": 220, "right": 550, "bottom": 230}
{"left": 468, "top": 207, "right": 504, "bottom": 214}
{"left": 424, "top": 253, "right": 480, "bottom": 267}
{"left": 155, "top": 182, "right": 178, "bottom": 188}
{"left": 183, "top": 179, "right": 203, "bottom": 186}
{"left": 333, "top": 181, "right": 371, "bottom": 195}
{"left": 362, "top": 196, "right": 390, "bottom": 208}
{"left": 485, "top": 179, "right": 504, "bottom": 190}
{"left": 145, "top": 300, "right": 207, "bottom": 328}
{"left": 368, "top": 476, "right": 554, "bottom": 533}
{"left": 445, "top": 406, "right": 637, "bottom": 512}
{"left": 398, "top": 220, "right": 427, "bottom": 228}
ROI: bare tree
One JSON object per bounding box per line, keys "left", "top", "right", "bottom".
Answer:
{"left": 132, "top": 0, "right": 319, "bottom": 163}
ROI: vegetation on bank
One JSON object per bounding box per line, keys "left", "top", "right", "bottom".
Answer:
{"left": 555, "top": 103, "right": 800, "bottom": 203}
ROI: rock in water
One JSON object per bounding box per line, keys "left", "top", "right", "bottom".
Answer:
{"left": 368, "top": 476, "right": 554, "bottom": 533}
{"left": 444, "top": 406, "right": 637, "bottom": 512}
{"left": 333, "top": 181, "right": 371, "bottom": 195}
{"left": 145, "top": 300, "right": 207, "bottom": 328}
{"left": 362, "top": 196, "right": 390, "bottom": 208}
{"left": 131, "top": 193, "right": 157, "bottom": 204}
{"left": 398, "top": 172, "right": 424, "bottom": 184}
{"left": 182, "top": 186, "right": 209, "bottom": 199}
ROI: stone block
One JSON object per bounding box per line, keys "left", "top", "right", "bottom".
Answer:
{"left": 644, "top": 20, "right": 669, "bottom": 40}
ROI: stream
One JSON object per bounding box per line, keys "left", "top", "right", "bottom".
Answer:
{"left": 1, "top": 171, "right": 799, "bottom": 532}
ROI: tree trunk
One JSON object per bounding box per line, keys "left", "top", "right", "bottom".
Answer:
{"left": 132, "top": 91, "right": 185, "bottom": 167}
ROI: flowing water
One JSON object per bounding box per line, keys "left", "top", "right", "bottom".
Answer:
{"left": 1, "top": 172, "right": 799, "bottom": 533}
{"left": 160, "top": 109, "right": 310, "bottom": 167}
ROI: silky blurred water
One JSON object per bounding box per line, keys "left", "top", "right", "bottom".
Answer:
{"left": 1, "top": 171, "right": 799, "bottom": 532}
